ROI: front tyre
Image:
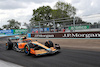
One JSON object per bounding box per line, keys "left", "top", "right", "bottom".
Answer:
{"left": 24, "top": 45, "right": 30, "bottom": 55}
{"left": 55, "top": 44, "right": 60, "bottom": 50}
{"left": 45, "top": 40, "right": 54, "bottom": 48}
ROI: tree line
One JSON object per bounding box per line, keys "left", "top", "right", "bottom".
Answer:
{"left": 0, "top": 1, "right": 96, "bottom": 30}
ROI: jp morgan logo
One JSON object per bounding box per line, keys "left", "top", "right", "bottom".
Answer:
{"left": 63, "top": 33, "right": 100, "bottom": 38}
{"left": 62, "top": 34, "right": 77, "bottom": 37}
{"left": 63, "top": 34, "right": 71, "bottom": 37}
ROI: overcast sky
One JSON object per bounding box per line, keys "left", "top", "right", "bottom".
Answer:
{"left": 0, "top": 0, "right": 100, "bottom": 28}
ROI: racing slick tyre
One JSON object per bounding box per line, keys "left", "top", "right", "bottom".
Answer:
{"left": 45, "top": 40, "right": 54, "bottom": 48}
{"left": 24, "top": 44, "right": 31, "bottom": 55}
{"left": 6, "top": 42, "right": 13, "bottom": 50}
{"left": 55, "top": 44, "right": 60, "bottom": 50}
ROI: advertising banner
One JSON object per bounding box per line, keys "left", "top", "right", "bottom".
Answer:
{"left": 13, "top": 29, "right": 27, "bottom": 34}
{"left": 69, "top": 25, "right": 89, "bottom": 30}
{"left": 31, "top": 32, "right": 100, "bottom": 38}
{"left": 32, "top": 28, "right": 49, "bottom": 32}
{"left": 0, "top": 30, "right": 13, "bottom": 34}
{"left": 0, "top": 33, "right": 5, "bottom": 35}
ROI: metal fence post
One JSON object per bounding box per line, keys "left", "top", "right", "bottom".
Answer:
{"left": 39, "top": 22, "right": 41, "bottom": 33}
{"left": 53, "top": 19, "right": 55, "bottom": 32}
{"left": 73, "top": 16, "right": 75, "bottom": 32}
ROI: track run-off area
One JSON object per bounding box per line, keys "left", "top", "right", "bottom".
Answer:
{"left": 0, "top": 37, "right": 100, "bottom": 67}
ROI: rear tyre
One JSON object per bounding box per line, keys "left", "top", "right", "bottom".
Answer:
{"left": 6, "top": 42, "right": 13, "bottom": 50}
{"left": 24, "top": 45, "right": 30, "bottom": 55}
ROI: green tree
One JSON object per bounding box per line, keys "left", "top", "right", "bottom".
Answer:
{"left": 30, "top": 1, "right": 76, "bottom": 21}
{"left": 29, "top": 1, "right": 77, "bottom": 32}
{"left": 50, "top": 1, "right": 76, "bottom": 28}
{"left": 7, "top": 19, "right": 21, "bottom": 29}
{"left": 30, "top": 6, "right": 52, "bottom": 30}
{"left": 2, "top": 19, "right": 21, "bottom": 29}
{"left": 2, "top": 25, "right": 9, "bottom": 29}
{"left": 0, "top": 28, "right": 3, "bottom": 30}
{"left": 30, "top": 6, "right": 52, "bottom": 22}
{"left": 53, "top": 1, "right": 76, "bottom": 19}
{"left": 52, "top": 9, "right": 63, "bottom": 19}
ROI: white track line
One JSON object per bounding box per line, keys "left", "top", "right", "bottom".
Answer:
{"left": 0, "top": 60, "right": 23, "bottom": 67}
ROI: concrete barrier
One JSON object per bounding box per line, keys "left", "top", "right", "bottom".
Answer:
{"left": 0, "top": 34, "right": 18, "bottom": 38}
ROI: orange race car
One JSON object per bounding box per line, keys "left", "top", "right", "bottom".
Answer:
{"left": 6, "top": 37, "right": 60, "bottom": 56}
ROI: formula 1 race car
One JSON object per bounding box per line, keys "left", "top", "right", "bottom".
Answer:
{"left": 6, "top": 37, "right": 60, "bottom": 56}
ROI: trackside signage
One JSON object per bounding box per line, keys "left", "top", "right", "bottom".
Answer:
{"left": 0, "top": 30, "right": 13, "bottom": 34}
{"left": 31, "top": 32, "right": 100, "bottom": 38}
{"left": 32, "top": 28, "right": 49, "bottom": 32}
{"left": 69, "top": 25, "right": 89, "bottom": 30}
{"left": 13, "top": 29, "right": 27, "bottom": 34}
{"left": 62, "top": 33, "right": 100, "bottom": 38}
{"left": 0, "top": 33, "right": 5, "bottom": 35}
{"left": 34, "top": 34, "right": 54, "bottom": 38}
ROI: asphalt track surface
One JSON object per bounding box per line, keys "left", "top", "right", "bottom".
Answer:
{"left": 0, "top": 37, "right": 100, "bottom": 67}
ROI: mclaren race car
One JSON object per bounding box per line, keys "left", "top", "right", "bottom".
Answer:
{"left": 6, "top": 37, "right": 60, "bottom": 56}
